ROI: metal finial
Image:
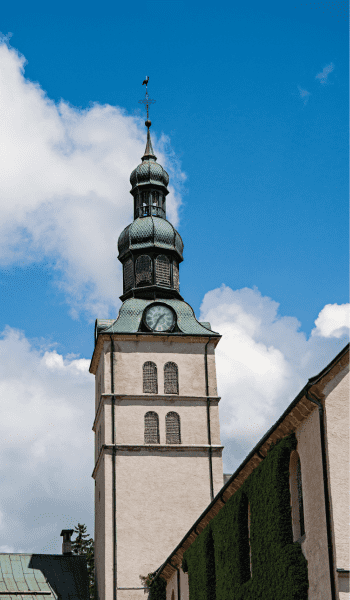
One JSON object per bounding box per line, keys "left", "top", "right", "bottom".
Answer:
{"left": 139, "top": 76, "right": 156, "bottom": 128}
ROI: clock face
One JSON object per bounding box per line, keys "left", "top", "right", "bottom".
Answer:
{"left": 144, "top": 304, "right": 175, "bottom": 332}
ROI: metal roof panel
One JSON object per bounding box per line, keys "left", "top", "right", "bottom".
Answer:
{"left": 1, "top": 558, "right": 12, "bottom": 576}
{"left": 0, "top": 557, "right": 88, "bottom": 600}
{"left": 101, "top": 298, "right": 220, "bottom": 337}
{"left": 22, "top": 577, "right": 38, "bottom": 592}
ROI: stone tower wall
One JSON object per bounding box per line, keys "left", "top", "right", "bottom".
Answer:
{"left": 92, "top": 334, "right": 223, "bottom": 600}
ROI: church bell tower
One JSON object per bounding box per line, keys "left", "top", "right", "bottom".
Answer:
{"left": 90, "top": 81, "right": 224, "bottom": 600}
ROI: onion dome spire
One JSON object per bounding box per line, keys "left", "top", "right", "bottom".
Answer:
{"left": 116, "top": 78, "right": 184, "bottom": 303}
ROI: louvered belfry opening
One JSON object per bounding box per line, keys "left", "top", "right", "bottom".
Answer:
{"left": 166, "top": 412, "right": 181, "bottom": 444}
{"left": 135, "top": 191, "right": 165, "bottom": 219}
{"left": 143, "top": 361, "right": 158, "bottom": 394}
{"left": 173, "top": 261, "right": 180, "bottom": 291}
{"left": 123, "top": 258, "right": 134, "bottom": 292}
{"left": 135, "top": 255, "right": 152, "bottom": 286}
{"left": 164, "top": 362, "right": 179, "bottom": 394}
{"left": 144, "top": 411, "right": 160, "bottom": 444}
{"left": 155, "top": 254, "right": 171, "bottom": 287}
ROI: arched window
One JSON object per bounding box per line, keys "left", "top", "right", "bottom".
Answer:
{"left": 143, "top": 361, "right": 158, "bottom": 394}
{"left": 123, "top": 258, "right": 134, "bottom": 291}
{"left": 164, "top": 362, "right": 179, "bottom": 394}
{"left": 166, "top": 412, "right": 181, "bottom": 444}
{"left": 155, "top": 255, "right": 171, "bottom": 287}
{"left": 173, "top": 261, "right": 179, "bottom": 291}
{"left": 289, "top": 450, "right": 305, "bottom": 541}
{"left": 144, "top": 411, "right": 160, "bottom": 444}
{"left": 135, "top": 255, "right": 152, "bottom": 286}
{"left": 239, "top": 493, "right": 251, "bottom": 582}
{"left": 248, "top": 502, "right": 252, "bottom": 577}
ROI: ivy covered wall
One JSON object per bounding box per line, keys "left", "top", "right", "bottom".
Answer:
{"left": 149, "top": 575, "right": 167, "bottom": 600}
{"left": 182, "top": 434, "right": 309, "bottom": 600}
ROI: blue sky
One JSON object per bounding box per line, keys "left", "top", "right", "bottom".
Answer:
{"left": 0, "top": 0, "right": 348, "bottom": 554}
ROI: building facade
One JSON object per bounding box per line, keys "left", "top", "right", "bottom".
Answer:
{"left": 156, "top": 344, "right": 349, "bottom": 600}
{"left": 90, "top": 111, "right": 224, "bottom": 600}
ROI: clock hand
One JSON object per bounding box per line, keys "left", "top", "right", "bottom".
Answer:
{"left": 154, "top": 314, "right": 164, "bottom": 327}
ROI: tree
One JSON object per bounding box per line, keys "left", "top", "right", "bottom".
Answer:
{"left": 72, "top": 523, "right": 95, "bottom": 600}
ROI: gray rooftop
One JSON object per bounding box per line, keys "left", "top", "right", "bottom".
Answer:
{"left": 95, "top": 298, "right": 220, "bottom": 340}
{"left": 0, "top": 554, "right": 89, "bottom": 600}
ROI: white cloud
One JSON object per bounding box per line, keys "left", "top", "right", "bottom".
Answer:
{"left": 0, "top": 326, "right": 95, "bottom": 552}
{"left": 312, "top": 303, "right": 350, "bottom": 338}
{"left": 0, "top": 40, "right": 184, "bottom": 318}
{"left": 0, "top": 546, "right": 16, "bottom": 553}
{"left": 315, "top": 62, "right": 334, "bottom": 85}
{"left": 200, "top": 285, "right": 349, "bottom": 469}
{"left": 298, "top": 86, "right": 311, "bottom": 105}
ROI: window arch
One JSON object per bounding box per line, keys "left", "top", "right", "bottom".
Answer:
{"left": 144, "top": 411, "right": 160, "bottom": 444}
{"left": 164, "top": 362, "right": 179, "bottom": 394}
{"left": 289, "top": 450, "right": 305, "bottom": 541}
{"left": 155, "top": 255, "right": 171, "bottom": 287}
{"left": 166, "top": 412, "right": 181, "bottom": 444}
{"left": 135, "top": 255, "right": 152, "bottom": 286}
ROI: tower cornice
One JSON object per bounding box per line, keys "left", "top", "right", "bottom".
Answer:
{"left": 90, "top": 332, "right": 221, "bottom": 375}
{"left": 92, "top": 444, "right": 224, "bottom": 479}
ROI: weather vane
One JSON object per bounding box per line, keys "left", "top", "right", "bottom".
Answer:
{"left": 139, "top": 76, "right": 156, "bottom": 126}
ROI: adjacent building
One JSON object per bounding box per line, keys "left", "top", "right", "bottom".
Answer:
{"left": 155, "top": 343, "right": 349, "bottom": 600}
{"left": 0, "top": 532, "right": 89, "bottom": 600}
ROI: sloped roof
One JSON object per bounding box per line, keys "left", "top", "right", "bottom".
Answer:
{"left": 95, "top": 298, "right": 220, "bottom": 339}
{"left": 0, "top": 554, "right": 89, "bottom": 600}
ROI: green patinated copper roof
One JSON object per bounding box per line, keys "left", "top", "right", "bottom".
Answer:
{"left": 95, "top": 298, "right": 220, "bottom": 338}
{"left": 118, "top": 216, "right": 184, "bottom": 260}
{"left": 0, "top": 554, "right": 89, "bottom": 600}
{"left": 129, "top": 156, "right": 169, "bottom": 191}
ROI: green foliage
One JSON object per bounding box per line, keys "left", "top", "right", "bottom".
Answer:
{"left": 183, "top": 524, "right": 216, "bottom": 600}
{"left": 140, "top": 572, "right": 166, "bottom": 600}
{"left": 183, "top": 434, "right": 309, "bottom": 600}
{"left": 149, "top": 576, "right": 167, "bottom": 600}
{"left": 71, "top": 523, "right": 95, "bottom": 600}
